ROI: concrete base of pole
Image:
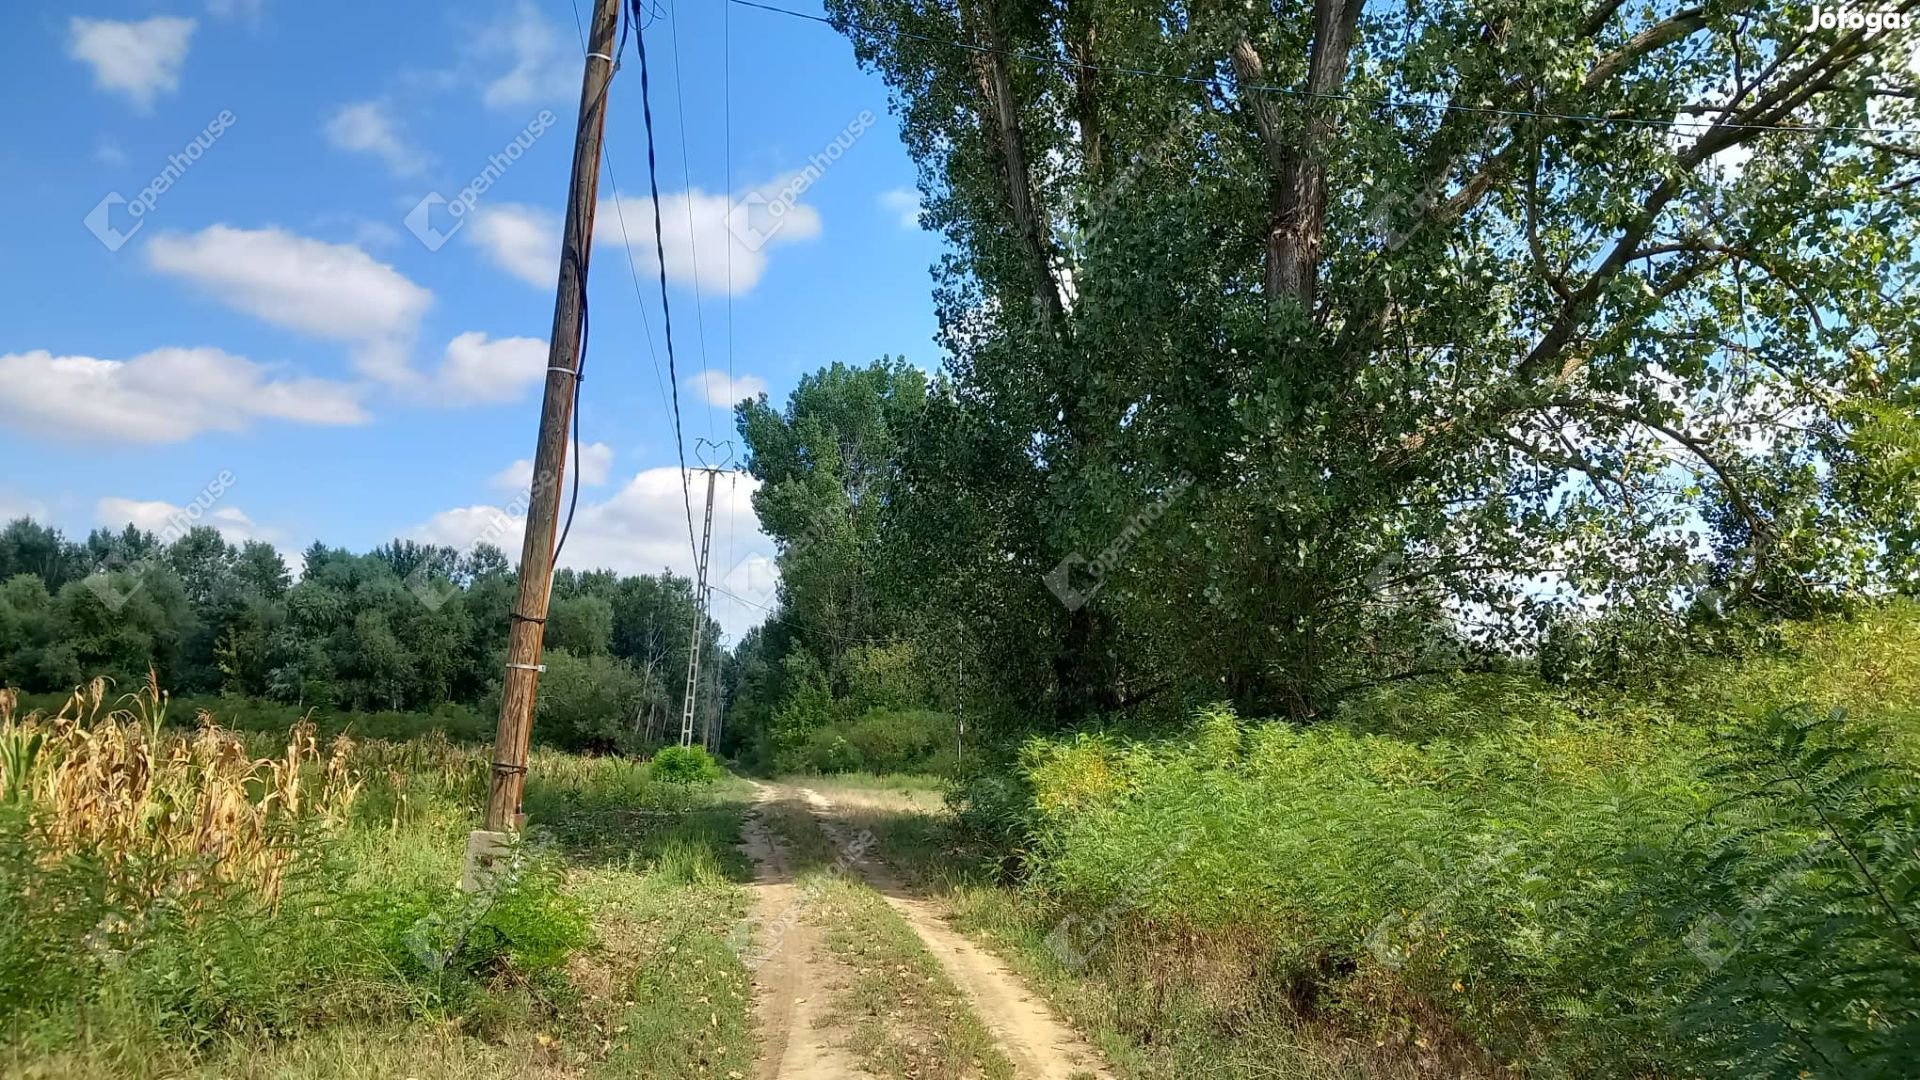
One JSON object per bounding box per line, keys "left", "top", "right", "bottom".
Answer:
{"left": 462, "top": 829, "right": 515, "bottom": 893}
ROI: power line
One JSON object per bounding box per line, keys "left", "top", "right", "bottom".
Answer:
{"left": 726, "top": 0, "right": 1920, "bottom": 139}
{"left": 724, "top": 0, "right": 739, "bottom": 422}
{"left": 566, "top": 0, "right": 688, "bottom": 554}
{"left": 601, "top": 163, "right": 676, "bottom": 432}
{"left": 550, "top": 297, "right": 585, "bottom": 567}
{"left": 628, "top": 0, "right": 704, "bottom": 562}
{"left": 710, "top": 581, "right": 874, "bottom": 648}
{"left": 665, "top": 0, "right": 716, "bottom": 442}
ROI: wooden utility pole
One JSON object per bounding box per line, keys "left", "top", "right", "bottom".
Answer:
{"left": 478, "top": 0, "right": 621, "bottom": 839}
{"left": 678, "top": 467, "right": 720, "bottom": 747}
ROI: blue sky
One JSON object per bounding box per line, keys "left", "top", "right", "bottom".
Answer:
{"left": 0, "top": 0, "right": 945, "bottom": 641}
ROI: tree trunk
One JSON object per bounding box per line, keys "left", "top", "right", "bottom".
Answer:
{"left": 962, "top": 0, "right": 1065, "bottom": 330}
{"left": 1230, "top": 0, "right": 1363, "bottom": 310}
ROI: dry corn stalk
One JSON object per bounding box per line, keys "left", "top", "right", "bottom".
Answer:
{"left": 0, "top": 673, "right": 362, "bottom": 905}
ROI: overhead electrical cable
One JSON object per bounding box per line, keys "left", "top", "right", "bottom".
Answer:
{"left": 725, "top": 0, "right": 1920, "bottom": 139}
{"left": 626, "top": 0, "right": 704, "bottom": 562}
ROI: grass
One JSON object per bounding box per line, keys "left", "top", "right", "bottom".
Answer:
{"left": 0, "top": 679, "right": 760, "bottom": 1079}
{"left": 572, "top": 801, "right": 757, "bottom": 1080}
{"left": 774, "top": 771, "right": 949, "bottom": 794}
{"left": 809, "top": 875, "right": 1015, "bottom": 1080}
{"left": 838, "top": 787, "right": 1518, "bottom": 1080}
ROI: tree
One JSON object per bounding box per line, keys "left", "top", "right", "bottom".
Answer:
{"left": 737, "top": 358, "right": 929, "bottom": 660}
{"left": 825, "top": 0, "right": 1920, "bottom": 720}
{"left": 526, "top": 650, "right": 646, "bottom": 752}
{"left": 234, "top": 541, "right": 291, "bottom": 599}
{"left": 547, "top": 593, "right": 615, "bottom": 656}
{"left": 54, "top": 571, "right": 190, "bottom": 689}
{"left": 0, "top": 520, "right": 79, "bottom": 591}
{"left": 81, "top": 525, "right": 157, "bottom": 576}
{"left": 0, "top": 575, "right": 72, "bottom": 690}
{"left": 165, "top": 526, "right": 237, "bottom": 608}
{"left": 0, "top": 515, "right": 716, "bottom": 748}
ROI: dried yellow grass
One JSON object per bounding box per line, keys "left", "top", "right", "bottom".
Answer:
{"left": 0, "top": 670, "right": 362, "bottom": 905}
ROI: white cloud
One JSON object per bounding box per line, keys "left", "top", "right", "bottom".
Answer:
{"left": 94, "top": 139, "right": 129, "bottom": 166}
{"left": 432, "top": 331, "right": 548, "bottom": 405}
{"left": 410, "top": 467, "right": 776, "bottom": 641}
{"left": 350, "top": 219, "right": 403, "bottom": 249}
{"left": 146, "top": 226, "right": 433, "bottom": 383}
{"left": 688, "top": 369, "right": 768, "bottom": 407}
{"left": 0, "top": 493, "right": 49, "bottom": 525}
{"left": 608, "top": 180, "right": 822, "bottom": 295}
{"left": 97, "top": 497, "right": 277, "bottom": 547}
{"left": 0, "top": 346, "right": 367, "bottom": 443}
{"left": 491, "top": 442, "right": 614, "bottom": 490}
{"left": 474, "top": 1, "right": 577, "bottom": 110}
{"left": 468, "top": 203, "right": 559, "bottom": 288}
{"left": 206, "top": 0, "right": 265, "bottom": 20}
{"left": 475, "top": 180, "right": 821, "bottom": 295}
{"left": 95, "top": 496, "right": 301, "bottom": 575}
{"left": 68, "top": 17, "right": 195, "bottom": 111}
{"left": 324, "top": 101, "right": 425, "bottom": 177}
{"left": 879, "top": 187, "right": 921, "bottom": 229}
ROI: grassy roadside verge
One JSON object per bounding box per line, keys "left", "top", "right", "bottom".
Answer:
{"left": 810, "top": 777, "right": 1490, "bottom": 1080}
{"left": 754, "top": 795, "right": 1015, "bottom": 1080}
{"left": 563, "top": 781, "right": 757, "bottom": 1080}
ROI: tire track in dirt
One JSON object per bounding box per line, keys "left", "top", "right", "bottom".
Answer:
{"left": 790, "top": 785, "right": 1113, "bottom": 1080}
{"left": 737, "top": 787, "right": 878, "bottom": 1080}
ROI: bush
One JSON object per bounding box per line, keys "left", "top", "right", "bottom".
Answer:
{"left": 777, "top": 708, "right": 957, "bottom": 775}
{"left": 949, "top": 765, "right": 1037, "bottom": 880}
{"left": 1668, "top": 706, "right": 1920, "bottom": 1076}
{"left": 522, "top": 649, "right": 646, "bottom": 752}
{"left": 461, "top": 852, "right": 590, "bottom": 975}
{"left": 650, "top": 744, "right": 722, "bottom": 785}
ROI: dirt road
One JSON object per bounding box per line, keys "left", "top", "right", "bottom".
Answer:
{"left": 737, "top": 788, "right": 878, "bottom": 1079}
{"left": 738, "top": 781, "right": 1111, "bottom": 1080}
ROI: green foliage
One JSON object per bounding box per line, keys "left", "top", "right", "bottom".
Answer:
{"left": 649, "top": 835, "right": 732, "bottom": 886}
{"left": 779, "top": 708, "right": 959, "bottom": 775}
{"left": 460, "top": 854, "right": 589, "bottom": 976}
{"left": 521, "top": 648, "right": 646, "bottom": 752}
{"left": 727, "top": 360, "right": 949, "bottom": 761}
{"left": 649, "top": 744, "right": 722, "bottom": 785}
{"left": 0, "top": 818, "right": 409, "bottom": 1043}
{"left": 1005, "top": 658, "right": 1920, "bottom": 1076}
{"left": 1669, "top": 706, "right": 1920, "bottom": 1077}
{"left": 765, "top": 649, "right": 838, "bottom": 762}
{"left": 0, "top": 519, "right": 720, "bottom": 756}
{"left": 780, "top": 0, "right": 1920, "bottom": 734}
{"left": 948, "top": 767, "right": 1037, "bottom": 872}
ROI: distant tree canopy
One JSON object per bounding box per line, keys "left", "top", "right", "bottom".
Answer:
{"left": 726, "top": 0, "right": 1920, "bottom": 746}
{"left": 0, "top": 517, "right": 726, "bottom": 753}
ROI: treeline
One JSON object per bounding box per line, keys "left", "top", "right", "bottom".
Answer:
{"left": 721, "top": 350, "right": 1916, "bottom": 763}
{"left": 0, "top": 517, "right": 727, "bottom": 753}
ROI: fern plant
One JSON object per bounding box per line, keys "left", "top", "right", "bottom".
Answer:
{"left": 1672, "top": 706, "right": 1920, "bottom": 1077}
